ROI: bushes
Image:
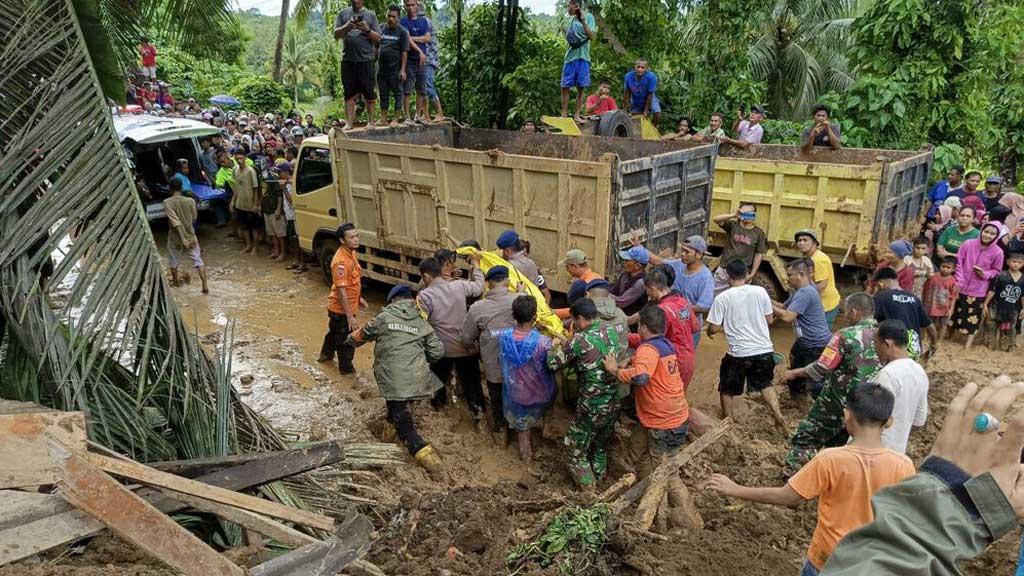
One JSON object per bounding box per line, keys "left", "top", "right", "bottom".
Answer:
{"left": 234, "top": 76, "right": 289, "bottom": 112}
{"left": 761, "top": 119, "right": 804, "bottom": 145}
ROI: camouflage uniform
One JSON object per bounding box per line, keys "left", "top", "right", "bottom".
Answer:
{"left": 784, "top": 318, "right": 918, "bottom": 475}
{"left": 547, "top": 319, "right": 625, "bottom": 487}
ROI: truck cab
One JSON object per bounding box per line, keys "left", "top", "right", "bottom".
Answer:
{"left": 292, "top": 135, "right": 341, "bottom": 280}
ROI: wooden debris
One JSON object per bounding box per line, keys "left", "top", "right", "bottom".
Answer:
{"left": 149, "top": 441, "right": 344, "bottom": 478}
{"left": 0, "top": 490, "right": 67, "bottom": 531}
{"left": 48, "top": 440, "right": 245, "bottom": 576}
{"left": 249, "top": 514, "right": 374, "bottom": 576}
{"left": 612, "top": 418, "right": 733, "bottom": 515}
{"left": 634, "top": 478, "right": 668, "bottom": 531}
{"left": 0, "top": 402, "right": 86, "bottom": 489}
{"left": 86, "top": 453, "right": 335, "bottom": 531}
{"left": 597, "top": 473, "right": 635, "bottom": 503}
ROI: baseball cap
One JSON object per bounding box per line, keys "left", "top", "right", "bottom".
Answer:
{"left": 291, "top": 126, "right": 304, "bottom": 136}
{"left": 794, "top": 228, "right": 819, "bottom": 245}
{"left": 496, "top": 230, "right": 520, "bottom": 249}
{"left": 750, "top": 105, "right": 766, "bottom": 115}
{"left": 683, "top": 235, "right": 707, "bottom": 254}
{"left": 387, "top": 285, "right": 413, "bottom": 302}
{"left": 485, "top": 265, "right": 509, "bottom": 282}
{"left": 560, "top": 249, "right": 587, "bottom": 265}
{"left": 274, "top": 162, "right": 293, "bottom": 174}
{"left": 586, "top": 278, "right": 611, "bottom": 291}
{"left": 986, "top": 174, "right": 1003, "bottom": 184}
{"left": 619, "top": 246, "right": 650, "bottom": 265}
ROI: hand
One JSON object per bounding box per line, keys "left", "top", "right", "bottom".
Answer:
{"left": 929, "top": 377, "right": 1024, "bottom": 519}
{"left": 736, "top": 109, "right": 744, "bottom": 120}
{"left": 974, "top": 266, "right": 986, "bottom": 279}
{"left": 982, "top": 307, "right": 989, "bottom": 319}
{"left": 346, "top": 314, "right": 359, "bottom": 331}
{"left": 400, "top": 70, "right": 406, "bottom": 82}
{"left": 188, "top": 241, "right": 197, "bottom": 249}
{"left": 602, "top": 353, "right": 618, "bottom": 374}
{"left": 356, "top": 20, "right": 370, "bottom": 32}
{"left": 452, "top": 268, "right": 464, "bottom": 279}
{"left": 359, "top": 298, "right": 368, "bottom": 310}
{"left": 745, "top": 272, "right": 756, "bottom": 283}
{"left": 419, "top": 52, "right": 426, "bottom": 66}
{"left": 629, "top": 232, "right": 641, "bottom": 247}
{"left": 708, "top": 473, "right": 741, "bottom": 497}
{"left": 780, "top": 369, "right": 800, "bottom": 384}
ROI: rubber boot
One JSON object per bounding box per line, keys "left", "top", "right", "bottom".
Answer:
{"left": 414, "top": 444, "right": 442, "bottom": 472}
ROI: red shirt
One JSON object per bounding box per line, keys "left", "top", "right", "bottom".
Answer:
{"left": 140, "top": 43, "right": 157, "bottom": 67}
{"left": 628, "top": 291, "right": 698, "bottom": 389}
{"left": 873, "top": 262, "right": 914, "bottom": 292}
{"left": 922, "top": 273, "right": 957, "bottom": 317}
{"left": 585, "top": 94, "right": 617, "bottom": 115}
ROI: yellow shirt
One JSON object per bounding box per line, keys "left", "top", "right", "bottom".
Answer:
{"left": 811, "top": 249, "right": 841, "bottom": 312}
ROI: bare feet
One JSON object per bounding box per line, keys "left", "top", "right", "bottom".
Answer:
{"left": 274, "top": 254, "right": 286, "bottom": 262}
{"left": 201, "top": 286, "right": 209, "bottom": 294}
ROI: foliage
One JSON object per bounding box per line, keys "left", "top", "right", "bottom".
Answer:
{"left": 281, "top": 28, "right": 314, "bottom": 105}
{"left": 761, "top": 119, "right": 805, "bottom": 145}
{"left": 312, "top": 35, "right": 342, "bottom": 99}
{"left": 158, "top": 46, "right": 252, "bottom": 103}
{"left": 321, "top": 99, "right": 348, "bottom": 123}
{"left": 932, "top": 143, "right": 967, "bottom": 181}
{"left": 234, "top": 76, "right": 290, "bottom": 111}
{"left": 507, "top": 505, "right": 611, "bottom": 576}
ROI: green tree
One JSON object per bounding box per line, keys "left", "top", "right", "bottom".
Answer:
{"left": 282, "top": 28, "right": 314, "bottom": 105}
{"left": 235, "top": 76, "right": 290, "bottom": 111}
{"left": 273, "top": 0, "right": 291, "bottom": 81}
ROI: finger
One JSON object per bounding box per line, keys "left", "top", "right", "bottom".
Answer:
{"left": 995, "top": 403, "right": 1024, "bottom": 465}
{"left": 934, "top": 382, "right": 979, "bottom": 456}
{"left": 979, "top": 382, "right": 1024, "bottom": 428}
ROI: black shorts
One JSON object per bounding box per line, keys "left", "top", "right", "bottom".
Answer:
{"left": 286, "top": 219, "right": 297, "bottom": 240}
{"left": 377, "top": 73, "right": 404, "bottom": 111}
{"left": 235, "top": 209, "right": 260, "bottom": 230}
{"left": 718, "top": 352, "right": 775, "bottom": 396}
{"left": 342, "top": 60, "right": 377, "bottom": 101}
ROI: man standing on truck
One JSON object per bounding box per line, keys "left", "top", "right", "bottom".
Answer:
{"left": 401, "top": 0, "right": 433, "bottom": 123}
{"left": 794, "top": 229, "right": 842, "bottom": 327}
{"left": 496, "top": 229, "right": 552, "bottom": 303}
{"left": 334, "top": 0, "right": 382, "bottom": 129}
{"left": 319, "top": 223, "right": 368, "bottom": 375}
{"left": 377, "top": 6, "right": 410, "bottom": 127}
{"left": 711, "top": 204, "right": 767, "bottom": 295}
{"left": 560, "top": 0, "right": 596, "bottom": 121}
{"left": 623, "top": 59, "right": 660, "bottom": 128}
{"left": 720, "top": 106, "right": 764, "bottom": 150}
{"left": 800, "top": 104, "right": 842, "bottom": 153}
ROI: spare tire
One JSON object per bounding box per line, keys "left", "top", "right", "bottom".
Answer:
{"left": 596, "top": 110, "right": 634, "bottom": 138}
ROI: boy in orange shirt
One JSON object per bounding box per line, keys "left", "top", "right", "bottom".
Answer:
{"left": 604, "top": 304, "right": 702, "bottom": 529}
{"left": 709, "top": 383, "right": 915, "bottom": 575}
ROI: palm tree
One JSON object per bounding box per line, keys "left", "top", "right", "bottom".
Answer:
{"left": 282, "top": 28, "right": 313, "bottom": 105}
{"left": 746, "top": 0, "right": 864, "bottom": 119}
{"left": 272, "top": 0, "right": 291, "bottom": 81}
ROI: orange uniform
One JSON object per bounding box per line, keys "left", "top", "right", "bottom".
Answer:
{"left": 327, "top": 246, "right": 362, "bottom": 314}
{"left": 616, "top": 335, "right": 689, "bottom": 430}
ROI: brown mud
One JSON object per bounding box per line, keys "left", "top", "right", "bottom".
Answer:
{"left": 15, "top": 225, "right": 1019, "bottom": 575}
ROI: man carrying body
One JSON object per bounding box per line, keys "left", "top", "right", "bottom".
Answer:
{"left": 555, "top": 249, "right": 603, "bottom": 320}
{"left": 348, "top": 285, "right": 445, "bottom": 472}
{"left": 334, "top": 0, "right": 382, "bottom": 129}
{"left": 496, "top": 229, "right": 551, "bottom": 303}
{"left": 611, "top": 246, "right": 649, "bottom": 316}
{"left": 319, "top": 223, "right": 368, "bottom": 375}
{"left": 872, "top": 319, "right": 929, "bottom": 454}
{"left": 560, "top": 0, "right": 596, "bottom": 120}
{"left": 706, "top": 260, "right": 786, "bottom": 429}
{"left": 461, "top": 266, "right": 518, "bottom": 440}
{"left": 417, "top": 255, "right": 486, "bottom": 424}
{"left": 873, "top": 266, "right": 938, "bottom": 353}
{"left": 547, "top": 298, "right": 626, "bottom": 489}
{"left": 584, "top": 80, "right": 617, "bottom": 116}
{"left": 711, "top": 204, "right": 767, "bottom": 295}
{"left": 772, "top": 259, "right": 832, "bottom": 398}
{"left": 721, "top": 106, "right": 764, "bottom": 150}
{"left": 800, "top": 104, "right": 842, "bottom": 153}
{"left": 623, "top": 59, "right": 660, "bottom": 128}
{"left": 633, "top": 269, "right": 698, "bottom": 390}
{"left": 794, "top": 229, "right": 842, "bottom": 326}
{"left": 639, "top": 235, "right": 714, "bottom": 347}
{"left": 163, "top": 179, "right": 209, "bottom": 294}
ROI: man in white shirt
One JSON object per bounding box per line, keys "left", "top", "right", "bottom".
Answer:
{"left": 721, "top": 105, "right": 765, "bottom": 150}
{"left": 872, "top": 319, "right": 929, "bottom": 454}
{"left": 707, "top": 259, "right": 786, "bottom": 429}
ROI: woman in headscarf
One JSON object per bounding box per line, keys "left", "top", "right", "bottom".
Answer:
{"left": 952, "top": 221, "right": 1006, "bottom": 348}
{"left": 999, "top": 192, "right": 1024, "bottom": 236}
{"left": 926, "top": 197, "right": 960, "bottom": 248}
{"left": 936, "top": 205, "right": 979, "bottom": 260}
{"left": 872, "top": 239, "right": 915, "bottom": 292}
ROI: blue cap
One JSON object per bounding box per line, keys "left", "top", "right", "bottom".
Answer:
{"left": 888, "top": 239, "right": 913, "bottom": 259}
{"left": 586, "top": 278, "right": 611, "bottom": 291}
{"left": 496, "top": 230, "right": 519, "bottom": 249}
{"left": 619, "top": 246, "right": 650, "bottom": 265}
{"left": 684, "top": 235, "right": 707, "bottom": 254}
{"left": 387, "top": 285, "right": 413, "bottom": 302}
{"left": 485, "top": 265, "right": 509, "bottom": 281}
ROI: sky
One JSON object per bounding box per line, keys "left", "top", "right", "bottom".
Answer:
{"left": 234, "top": 0, "right": 559, "bottom": 16}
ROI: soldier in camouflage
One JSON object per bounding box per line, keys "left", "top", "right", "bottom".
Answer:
{"left": 780, "top": 292, "right": 919, "bottom": 476}
{"left": 547, "top": 297, "right": 626, "bottom": 489}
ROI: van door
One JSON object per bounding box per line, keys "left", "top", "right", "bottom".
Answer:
{"left": 292, "top": 145, "right": 337, "bottom": 252}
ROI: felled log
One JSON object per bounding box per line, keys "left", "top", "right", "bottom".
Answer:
{"left": 249, "top": 514, "right": 374, "bottom": 576}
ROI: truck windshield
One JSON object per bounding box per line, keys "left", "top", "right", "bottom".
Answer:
{"left": 296, "top": 147, "right": 332, "bottom": 194}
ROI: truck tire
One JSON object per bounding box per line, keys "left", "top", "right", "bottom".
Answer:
{"left": 751, "top": 270, "right": 785, "bottom": 302}
{"left": 596, "top": 111, "right": 634, "bottom": 138}
{"left": 318, "top": 238, "right": 339, "bottom": 286}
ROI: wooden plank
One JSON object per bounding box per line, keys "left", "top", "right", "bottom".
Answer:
{"left": 149, "top": 441, "right": 344, "bottom": 478}
{"left": 0, "top": 490, "right": 68, "bottom": 530}
{"left": 87, "top": 453, "right": 335, "bottom": 531}
{"left": 0, "top": 442, "right": 344, "bottom": 566}
{"left": 0, "top": 410, "right": 87, "bottom": 489}
{"left": 49, "top": 441, "right": 245, "bottom": 576}
{"left": 158, "top": 489, "right": 318, "bottom": 549}
{"left": 249, "top": 514, "right": 374, "bottom": 576}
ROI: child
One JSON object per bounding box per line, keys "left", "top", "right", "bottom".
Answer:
{"left": 163, "top": 179, "right": 209, "bottom": 294}
{"left": 497, "top": 295, "right": 556, "bottom": 465}
{"left": 907, "top": 237, "right": 934, "bottom": 298}
{"left": 922, "top": 256, "right": 958, "bottom": 341}
{"left": 983, "top": 252, "right": 1024, "bottom": 351}
{"left": 604, "top": 304, "right": 703, "bottom": 530}
{"left": 709, "top": 383, "right": 915, "bottom": 575}
{"left": 261, "top": 173, "right": 287, "bottom": 261}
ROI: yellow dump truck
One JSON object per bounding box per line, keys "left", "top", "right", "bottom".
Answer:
{"left": 291, "top": 123, "right": 719, "bottom": 292}
{"left": 711, "top": 145, "right": 933, "bottom": 297}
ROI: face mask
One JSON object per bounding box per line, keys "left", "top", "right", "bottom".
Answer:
{"left": 740, "top": 212, "right": 756, "bottom": 221}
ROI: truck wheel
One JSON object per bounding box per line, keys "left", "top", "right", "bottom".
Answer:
{"left": 751, "top": 270, "right": 784, "bottom": 302}
{"left": 596, "top": 111, "right": 634, "bottom": 138}
{"left": 318, "top": 238, "right": 339, "bottom": 286}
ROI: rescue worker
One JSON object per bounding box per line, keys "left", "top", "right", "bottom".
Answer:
{"left": 495, "top": 229, "right": 552, "bottom": 303}
{"left": 460, "top": 266, "right": 518, "bottom": 441}
{"left": 547, "top": 297, "right": 626, "bottom": 489}
{"left": 347, "top": 285, "right": 445, "bottom": 472}
{"left": 319, "top": 223, "right": 367, "bottom": 374}
{"left": 632, "top": 268, "right": 698, "bottom": 388}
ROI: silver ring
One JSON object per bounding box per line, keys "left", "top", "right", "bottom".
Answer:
{"left": 974, "top": 413, "right": 999, "bottom": 433}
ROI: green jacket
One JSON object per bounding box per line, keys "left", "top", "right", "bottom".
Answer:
{"left": 348, "top": 299, "right": 445, "bottom": 401}
{"left": 822, "top": 457, "right": 1018, "bottom": 575}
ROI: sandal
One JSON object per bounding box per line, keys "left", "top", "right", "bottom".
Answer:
{"left": 286, "top": 264, "right": 299, "bottom": 270}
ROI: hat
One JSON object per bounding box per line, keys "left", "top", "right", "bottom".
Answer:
{"left": 495, "top": 230, "right": 520, "bottom": 249}
{"left": 619, "top": 246, "right": 650, "bottom": 265}
{"left": 284, "top": 118, "right": 294, "bottom": 125}
{"left": 943, "top": 196, "right": 962, "bottom": 208}
{"left": 683, "top": 235, "right": 707, "bottom": 254}
{"left": 750, "top": 105, "right": 766, "bottom": 115}
{"left": 888, "top": 239, "right": 913, "bottom": 259}
{"left": 794, "top": 228, "right": 819, "bottom": 245}
{"left": 387, "top": 285, "right": 413, "bottom": 302}
{"left": 586, "top": 278, "right": 611, "bottom": 291}
{"left": 485, "top": 265, "right": 509, "bottom": 282}
{"left": 560, "top": 249, "right": 587, "bottom": 265}
{"left": 274, "top": 162, "right": 293, "bottom": 173}
{"left": 291, "top": 126, "right": 304, "bottom": 136}
{"left": 986, "top": 174, "right": 1003, "bottom": 184}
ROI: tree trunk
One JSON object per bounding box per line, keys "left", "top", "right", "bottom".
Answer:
{"left": 456, "top": 6, "right": 463, "bottom": 122}
{"left": 496, "top": 0, "right": 518, "bottom": 129}
{"left": 272, "top": 0, "right": 290, "bottom": 82}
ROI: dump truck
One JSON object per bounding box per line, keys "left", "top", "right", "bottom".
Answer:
{"left": 291, "top": 123, "right": 719, "bottom": 292}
